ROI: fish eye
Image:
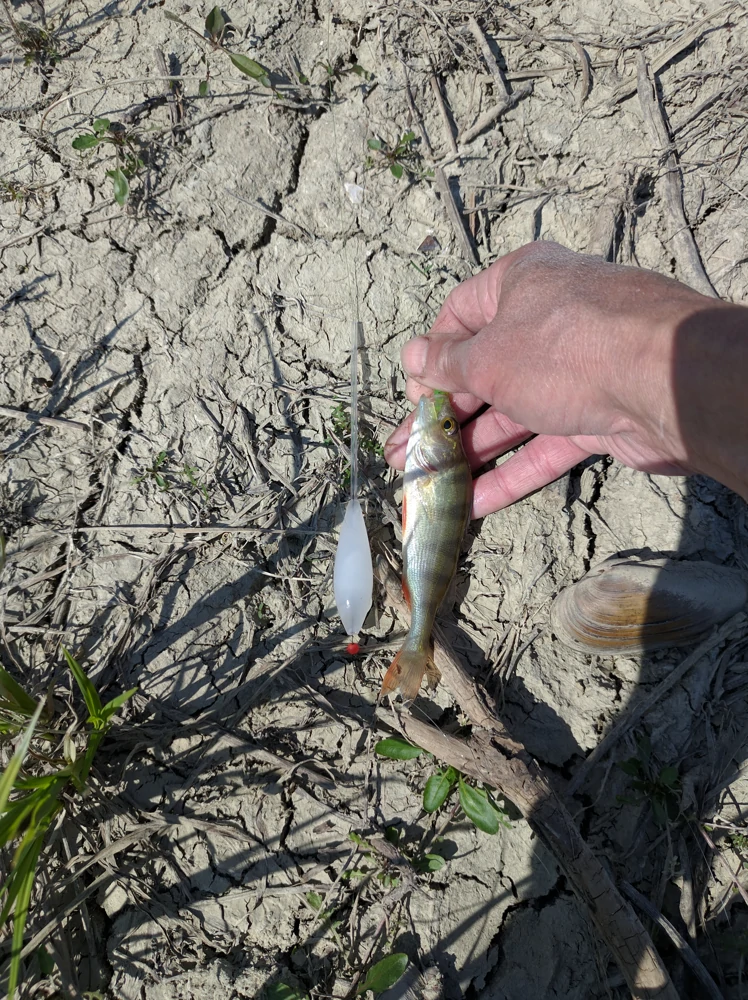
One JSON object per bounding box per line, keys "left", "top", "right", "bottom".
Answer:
{"left": 441, "top": 417, "right": 456, "bottom": 433}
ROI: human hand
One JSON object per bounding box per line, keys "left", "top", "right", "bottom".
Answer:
{"left": 384, "top": 242, "right": 741, "bottom": 518}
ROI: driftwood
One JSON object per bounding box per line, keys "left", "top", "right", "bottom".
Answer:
{"left": 376, "top": 558, "right": 679, "bottom": 1000}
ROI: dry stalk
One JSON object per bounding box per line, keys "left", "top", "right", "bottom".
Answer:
{"left": 375, "top": 557, "right": 679, "bottom": 1000}
{"left": 636, "top": 52, "right": 717, "bottom": 298}
{"left": 400, "top": 63, "right": 478, "bottom": 266}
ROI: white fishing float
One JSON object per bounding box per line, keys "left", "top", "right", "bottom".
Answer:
{"left": 333, "top": 319, "right": 373, "bottom": 644}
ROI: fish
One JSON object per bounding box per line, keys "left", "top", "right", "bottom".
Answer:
{"left": 381, "top": 390, "right": 472, "bottom": 700}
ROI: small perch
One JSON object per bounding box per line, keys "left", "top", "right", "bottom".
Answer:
{"left": 376, "top": 557, "right": 679, "bottom": 1000}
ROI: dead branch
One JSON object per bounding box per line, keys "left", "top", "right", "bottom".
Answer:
{"left": 375, "top": 558, "right": 679, "bottom": 1000}
{"left": 636, "top": 52, "right": 717, "bottom": 298}
{"left": 607, "top": 3, "right": 738, "bottom": 106}
{"left": 459, "top": 82, "right": 533, "bottom": 145}
{"left": 620, "top": 881, "right": 724, "bottom": 1000}
{"left": 401, "top": 65, "right": 478, "bottom": 267}
{"left": 468, "top": 16, "right": 510, "bottom": 98}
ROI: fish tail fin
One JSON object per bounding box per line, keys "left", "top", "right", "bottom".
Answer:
{"left": 380, "top": 646, "right": 433, "bottom": 702}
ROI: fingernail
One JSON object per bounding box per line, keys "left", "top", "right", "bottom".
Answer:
{"left": 401, "top": 337, "right": 428, "bottom": 377}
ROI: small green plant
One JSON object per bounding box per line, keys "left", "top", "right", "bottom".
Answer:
{"left": 132, "top": 450, "right": 170, "bottom": 491}
{"left": 618, "top": 735, "right": 681, "bottom": 827}
{"left": 165, "top": 6, "right": 271, "bottom": 92}
{"left": 131, "top": 452, "right": 211, "bottom": 503}
{"left": 181, "top": 463, "right": 210, "bottom": 503}
{"left": 5, "top": 13, "right": 61, "bottom": 72}
{"left": 0, "top": 650, "right": 136, "bottom": 998}
{"left": 324, "top": 403, "right": 383, "bottom": 491}
{"left": 365, "top": 132, "right": 433, "bottom": 181}
{"left": 375, "top": 737, "right": 510, "bottom": 835}
{"left": 71, "top": 118, "right": 145, "bottom": 207}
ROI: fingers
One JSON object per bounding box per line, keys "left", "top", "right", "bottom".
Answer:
{"left": 471, "top": 435, "right": 593, "bottom": 518}
{"left": 461, "top": 409, "right": 531, "bottom": 467}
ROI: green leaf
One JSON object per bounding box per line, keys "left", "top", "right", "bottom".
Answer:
{"left": 306, "top": 891, "right": 323, "bottom": 911}
{"left": 384, "top": 825, "right": 400, "bottom": 845}
{"left": 106, "top": 168, "right": 130, "bottom": 207}
{"left": 619, "top": 758, "right": 643, "bottom": 777}
{"left": 199, "top": 79, "right": 209, "bottom": 97}
{"left": 71, "top": 133, "right": 100, "bottom": 150}
{"left": 92, "top": 118, "right": 110, "bottom": 133}
{"left": 37, "top": 945, "right": 55, "bottom": 976}
{"left": 357, "top": 953, "right": 408, "bottom": 995}
{"left": 414, "top": 852, "right": 445, "bottom": 873}
{"left": 0, "top": 666, "right": 38, "bottom": 716}
{"left": 658, "top": 766, "right": 679, "bottom": 789}
{"left": 62, "top": 648, "right": 102, "bottom": 718}
{"left": 367, "top": 138, "right": 383, "bottom": 150}
{"left": 0, "top": 701, "right": 44, "bottom": 819}
{"left": 459, "top": 778, "right": 500, "bottom": 835}
{"left": 5, "top": 828, "right": 45, "bottom": 999}
{"left": 229, "top": 52, "right": 269, "bottom": 81}
{"left": 101, "top": 686, "right": 137, "bottom": 722}
{"left": 204, "top": 5, "right": 225, "bottom": 38}
{"left": 265, "top": 985, "right": 307, "bottom": 1000}
{"left": 399, "top": 130, "right": 416, "bottom": 145}
{"left": 423, "top": 770, "right": 455, "bottom": 813}
{"left": 390, "top": 162, "right": 404, "bottom": 179}
{"left": 348, "top": 831, "right": 372, "bottom": 851}
{"left": 375, "top": 737, "right": 423, "bottom": 761}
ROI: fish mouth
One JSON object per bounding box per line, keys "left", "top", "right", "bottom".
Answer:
{"left": 413, "top": 393, "right": 437, "bottom": 431}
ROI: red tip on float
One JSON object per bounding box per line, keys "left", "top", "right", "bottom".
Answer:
{"left": 346, "top": 642, "right": 361, "bottom": 655}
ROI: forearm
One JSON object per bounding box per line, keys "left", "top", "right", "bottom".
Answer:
{"left": 670, "top": 304, "right": 748, "bottom": 500}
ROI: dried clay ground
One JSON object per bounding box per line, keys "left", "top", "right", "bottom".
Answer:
{"left": 2, "top": 1, "right": 748, "bottom": 998}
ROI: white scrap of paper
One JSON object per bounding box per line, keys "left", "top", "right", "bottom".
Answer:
{"left": 344, "top": 182, "right": 364, "bottom": 205}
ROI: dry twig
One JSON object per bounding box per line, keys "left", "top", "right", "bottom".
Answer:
{"left": 636, "top": 53, "right": 717, "bottom": 297}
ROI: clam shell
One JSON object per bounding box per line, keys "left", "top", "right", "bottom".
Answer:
{"left": 550, "top": 557, "right": 747, "bottom": 655}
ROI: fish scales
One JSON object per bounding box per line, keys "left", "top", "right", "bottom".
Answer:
{"left": 381, "top": 391, "right": 471, "bottom": 700}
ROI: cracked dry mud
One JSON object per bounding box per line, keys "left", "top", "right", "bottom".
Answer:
{"left": 2, "top": 1, "right": 748, "bottom": 998}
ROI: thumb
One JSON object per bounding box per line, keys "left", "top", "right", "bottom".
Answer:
{"left": 401, "top": 330, "right": 478, "bottom": 396}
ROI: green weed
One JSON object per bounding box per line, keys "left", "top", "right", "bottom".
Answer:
{"left": 324, "top": 403, "right": 384, "bottom": 491}
{"left": 131, "top": 451, "right": 211, "bottom": 504}
{"left": 375, "top": 737, "right": 511, "bottom": 835}
{"left": 71, "top": 118, "right": 145, "bottom": 207}
{"left": 165, "top": 5, "right": 271, "bottom": 94}
{"left": 365, "top": 132, "right": 434, "bottom": 182}
{"left": 0, "top": 650, "right": 136, "bottom": 998}
{"left": 618, "top": 735, "right": 681, "bottom": 828}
